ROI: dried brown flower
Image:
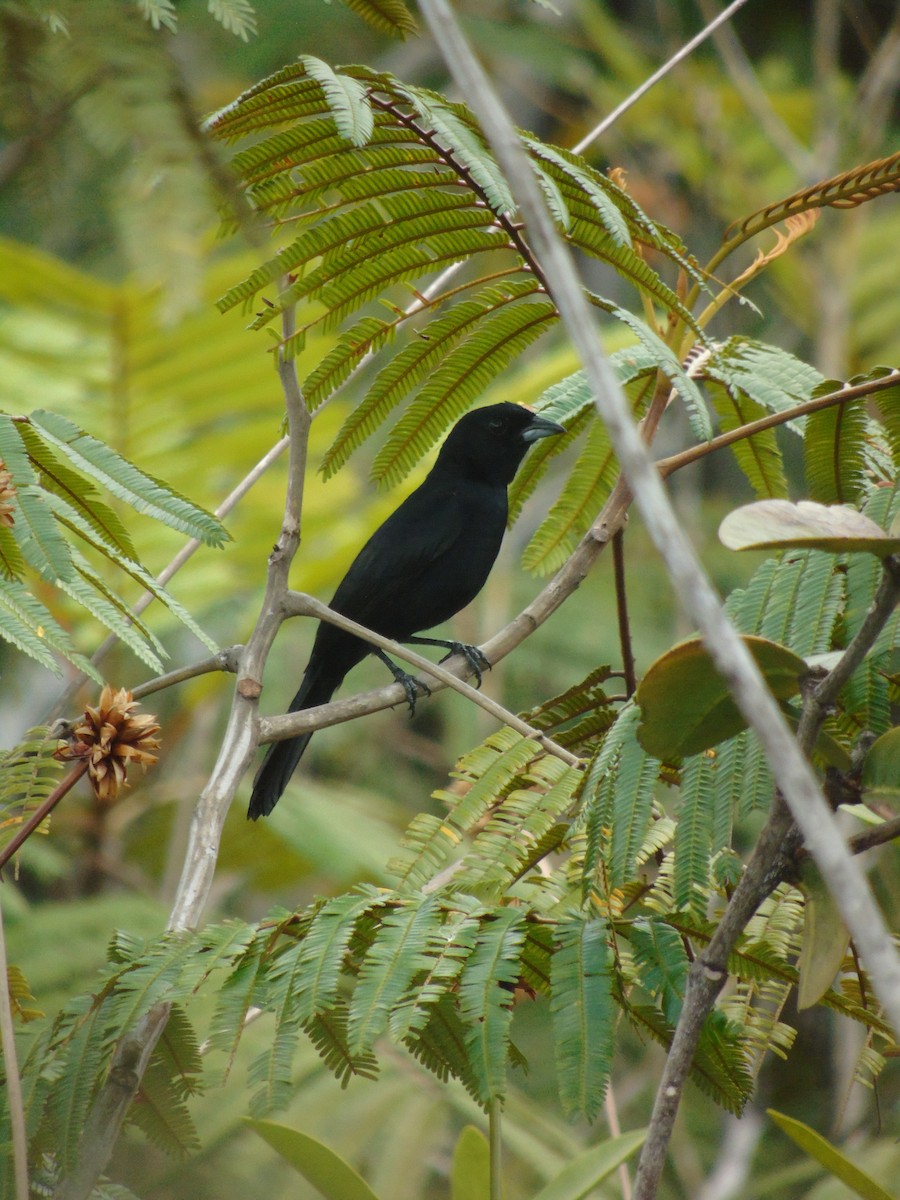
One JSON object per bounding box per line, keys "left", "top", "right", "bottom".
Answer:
{"left": 0, "top": 463, "right": 17, "bottom": 528}
{"left": 54, "top": 685, "right": 161, "bottom": 804}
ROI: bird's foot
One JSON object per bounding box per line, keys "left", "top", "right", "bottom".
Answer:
{"left": 439, "top": 642, "right": 491, "bottom": 689}
{"left": 376, "top": 649, "right": 430, "bottom": 717}
{"left": 399, "top": 670, "right": 430, "bottom": 718}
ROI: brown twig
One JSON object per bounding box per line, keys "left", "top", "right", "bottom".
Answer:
{"left": 0, "top": 762, "right": 88, "bottom": 877}
{"left": 612, "top": 529, "right": 637, "bottom": 697}
{"left": 656, "top": 370, "right": 900, "bottom": 479}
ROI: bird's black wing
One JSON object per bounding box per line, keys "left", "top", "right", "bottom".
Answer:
{"left": 328, "top": 477, "right": 505, "bottom": 638}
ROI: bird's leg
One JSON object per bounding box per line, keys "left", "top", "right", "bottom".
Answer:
{"left": 404, "top": 636, "right": 491, "bottom": 689}
{"left": 373, "top": 648, "right": 430, "bottom": 717}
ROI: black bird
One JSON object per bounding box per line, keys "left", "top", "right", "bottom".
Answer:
{"left": 248, "top": 401, "right": 565, "bottom": 819}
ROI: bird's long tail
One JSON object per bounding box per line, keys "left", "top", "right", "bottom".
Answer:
{"left": 247, "top": 668, "right": 338, "bottom": 820}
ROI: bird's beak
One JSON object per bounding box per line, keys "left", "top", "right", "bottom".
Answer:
{"left": 521, "top": 413, "right": 566, "bottom": 442}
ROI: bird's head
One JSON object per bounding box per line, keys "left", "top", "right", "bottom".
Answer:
{"left": 437, "top": 402, "right": 565, "bottom": 485}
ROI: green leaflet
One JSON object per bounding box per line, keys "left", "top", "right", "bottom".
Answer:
{"left": 455, "top": 759, "right": 582, "bottom": 896}
{"left": 18, "top": 421, "right": 135, "bottom": 559}
{"left": 0, "top": 576, "right": 101, "bottom": 680}
{"left": 508, "top": 342, "right": 659, "bottom": 527}
{"left": 705, "top": 378, "right": 787, "bottom": 498}
{"left": 522, "top": 416, "right": 619, "bottom": 573}
{"left": 0, "top": 725, "right": 62, "bottom": 845}
{"left": 30, "top": 410, "right": 227, "bottom": 547}
{"left": 550, "top": 917, "right": 614, "bottom": 1120}
{"left": 371, "top": 298, "right": 558, "bottom": 487}
{"left": 348, "top": 897, "right": 440, "bottom": 1054}
{"left": 804, "top": 392, "right": 868, "bottom": 504}
{"left": 630, "top": 920, "right": 688, "bottom": 1025}
{"left": 394, "top": 728, "right": 540, "bottom": 890}
{"left": 458, "top": 907, "right": 527, "bottom": 1103}
{"left": 339, "top": 0, "right": 418, "bottom": 38}
{"left": 129, "top": 1007, "right": 202, "bottom": 1158}
{"left": 581, "top": 703, "right": 660, "bottom": 896}
{"left": 299, "top": 55, "right": 374, "bottom": 147}
{"left": 673, "top": 753, "right": 717, "bottom": 915}
{"left": 320, "top": 278, "right": 543, "bottom": 478}
{"left": 389, "top": 901, "right": 485, "bottom": 1041}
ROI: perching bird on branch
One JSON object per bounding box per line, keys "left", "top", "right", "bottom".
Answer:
{"left": 248, "top": 401, "right": 565, "bottom": 819}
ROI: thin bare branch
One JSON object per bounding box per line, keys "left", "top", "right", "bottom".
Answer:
{"left": 656, "top": 370, "right": 900, "bottom": 478}
{"left": 849, "top": 815, "right": 900, "bottom": 857}
{"left": 0, "top": 763, "right": 88, "bottom": 876}
{"left": 572, "top": 0, "right": 753, "bottom": 155}
{"left": 274, "top": 593, "right": 582, "bottom": 766}
{"left": 130, "top": 646, "right": 242, "bottom": 701}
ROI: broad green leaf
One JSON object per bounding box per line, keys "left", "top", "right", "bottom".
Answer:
{"left": 861, "top": 727, "right": 900, "bottom": 802}
{"left": 450, "top": 1125, "right": 490, "bottom": 1200}
{"left": 635, "top": 635, "right": 806, "bottom": 759}
{"left": 796, "top": 860, "right": 850, "bottom": 1010}
{"left": 720, "top": 500, "right": 900, "bottom": 557}
{"left": 531, "top": 1129, "right": 647, "bottom": 1200}
{"left": 767, "top": 1110, "right": 894, "bottom": 1200}
{"left": 244, "top": 1119, "right": 382, "bottom": 1200}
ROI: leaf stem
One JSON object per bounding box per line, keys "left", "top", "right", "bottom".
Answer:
{"left": 489, "top": 1098, "right": 503, "bottom": 1200}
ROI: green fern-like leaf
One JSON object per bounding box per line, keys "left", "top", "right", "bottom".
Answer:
{"left": 458, "top": 907, "right": 526, "bottom": 1103}
{"left": 320, "top": 279, "right": 543, "bottom": 478}
{"left": 508, "top": 342, "right": 660, "bottom": 526}
{"left": 47, "top": 1004, "right": 109, "bottom": 1172}
{"left": 339, "top": 0, "right": 418, "bottom": 38}
{"left": 0, "top": 725, "right": 63, "bottom": 847}
{"left": 29, "top": 410, "right": 228, "bottom": 546}
{"left": 550, "top": 917, "right": 614, "bottom": 1120}
{"left": 630, "top": 919, "right": 688, "bottom": 1025}
{"left": 348, "top": 896, "right": 440, "bottom": 1054}
{"left": 581, "top": 703, "right": 660, "bottom": 897}
{"left": 389, "top": 898, "right": 485, "bottom": 1041}
{"left": 804, "top": 390, "right": 868, "bottom": 504}
{"left": 673, "top": 753, "right": 717, "bottom": 915}
{"left": 299, "top": 55, "right": 374, "bottom": 146}
{"left": 522, "top": 416, "right": 619, "bottom": 573}
{"left": 304, "top": 1001, "right": 380, "bottom": 1087}
{"left": 394, "top": 729, "right": 540, "bottom": 890}
{"left": 454, "top": 758, "right": 582, "bottom": 895}
{"left": 371, "top": 299, "right": 557, "bottom": 487}
{"left": 0, "top": 576, "right": 102, "bottom": 679}
{"left": 18, "top": 421, "right": 136, "bottom": 559}
{"left": 705, "top": 379, "right": 786, "bottom": 499}
{"left": 128, "top": 1006, "right": 202, "bottom": 1158}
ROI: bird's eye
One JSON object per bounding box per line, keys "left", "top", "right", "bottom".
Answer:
{"left": 488, "top": 417, "right": 506, "bottom": 433}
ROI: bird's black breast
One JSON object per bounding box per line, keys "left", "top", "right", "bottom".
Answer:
{"left": 326, "top": 471, "right": 508, "bottom": 644}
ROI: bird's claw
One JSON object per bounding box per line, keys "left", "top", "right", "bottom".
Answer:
{"left": 400, "top": 672, "right": 430, "bottom": 718}
{"left": 440, "top": 642, "right": 492, "bottom": 689}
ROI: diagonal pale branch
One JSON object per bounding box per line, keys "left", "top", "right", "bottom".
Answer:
{"left": 275, "top": 592, "right": 582, "bottom": 766}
